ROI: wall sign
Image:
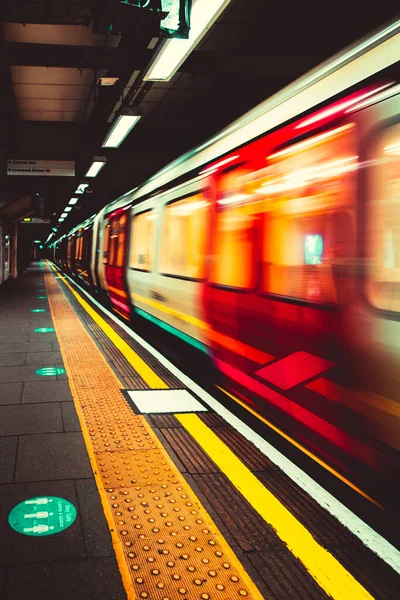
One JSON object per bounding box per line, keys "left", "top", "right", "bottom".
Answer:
{"left": 7, "top": 160, "right": 75, "bottom": 177}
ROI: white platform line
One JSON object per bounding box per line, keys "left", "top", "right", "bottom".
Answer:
{"left": 55, "top": 265, "right": 400, "bottom": 575}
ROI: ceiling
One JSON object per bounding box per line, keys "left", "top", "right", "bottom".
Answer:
{"left": 0, "top": 0, "right": 399, "bottom": 240}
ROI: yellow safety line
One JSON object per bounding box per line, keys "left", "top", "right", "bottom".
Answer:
{"left": 218, "top": 386, "right": 382, "bottom": 508}
{"left": 46, "top": 262, "right": 264, "bottom": 600}
{"left": 176, "top": 413, "right": 375, "bottom": 600}
{"left": 49, "top": 263, "right": 167, "bottom": 389}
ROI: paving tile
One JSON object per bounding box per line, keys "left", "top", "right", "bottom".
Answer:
{"left": 16, "top": 432, "right": 92, "bottom": 481}
{"left": 0, "top": 354, "right": 25, "bottom": 367}
{"left": 76, "top": 480, "right": 114, "bottom": 558}
{"left": 25, "top": 351, "right": 63, "bottom": 366}
{"left": 61, "top": 402, "right": 80, "bottom": 432}
{"left": 0, "top": 365, "right": 57, "bottom": 383}
{"left": 0, "top": 335, "right": 28, "bottom": 344}
{"left": 0, "top": 383, "right": 23, "bottom": 405}
{"left": 6, "top": 557, "right": 124, "bottom": 599}
{"left": 0, "top": 437, "right": 18, "bottom": 483}
{"left": 22, "top": 380, "right": 72, "bottom": 404}
{"left": 0, "top": 342, "right": 53, "bottom": 354}
{"left": 0, "top": 328, "right": 30, "bottom": 335}
{"left": 0, "top": 403, "right": 63, "bottom": 435}
{"left": 0, "top": 566, "right": 4, "bottom": 599}
{"left": 0, "top": 480, "right": 86, "bottom": 566}
{"left": 0, "top": 323, "right": 31, "bottom": 330}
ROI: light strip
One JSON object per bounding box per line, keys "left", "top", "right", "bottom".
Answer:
{"left": 144, "top": 0, "right": 233, "bottom": 81}
{"left": 295, "top": 82, "right": 393, "bottom": 128}
{"left": 199, "top": 154, "right": 240, "bottom": 174}
{"left": 61, "top": 212, "right": 68, "bottom": 218}
{"left": 85, "top": 158, "right": 106, "bottom": 178}
{"left": 69, "top": 198, "right": 78, "bottom": 205}
{"left": 268, "top": 123, "right": 353, "bottom": 160}
{"left": 58, "top": 217, "right": 64, "bottom": 222}
{"left": 102, "top": 113, "right": 141, "bottom": 148}
{"left": 76, "top": 183, "right": 89, "bottom": 194}
{"left": 345, "top": 82, "right": 400, "bottom": 113}
{"left": 64, "top": 206, "right": 72, "bottom": 212}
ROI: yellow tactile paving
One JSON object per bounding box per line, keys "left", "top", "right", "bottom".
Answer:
{"left": 44, "top": 265, "right": 264, "bottom": 600}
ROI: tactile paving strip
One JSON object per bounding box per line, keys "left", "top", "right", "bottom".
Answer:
{"left": 45, "top": 266, "right": 262, "bottom": 600}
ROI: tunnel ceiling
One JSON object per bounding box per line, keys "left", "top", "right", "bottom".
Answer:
{"left": 0, "top": 0, "right": 399, "bottom": 236}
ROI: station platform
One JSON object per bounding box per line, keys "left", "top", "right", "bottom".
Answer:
{"left": 1, "top": 261, "right": 400, "bottom": 600}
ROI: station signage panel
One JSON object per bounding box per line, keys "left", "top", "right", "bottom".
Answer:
{"left": 7, "top": 160, "right": 75, "bottom": 176}
{"left": 22, "top": 218, "right": 51, "bottom": 224}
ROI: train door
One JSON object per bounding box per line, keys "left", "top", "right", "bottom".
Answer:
{"left": 104, "top": 210, "right": 131, "bottom": 317}
{"left": 127, "top": 199, "right": 160, "bottom": 324}
{"left": 234, "top": 120, "right": 358, "bottom": 371}
{"left": 3, "top": 233, "right": 10, "bottom": 282}
{"left": 203, "top": 165, "right": 259, "bottom": 376}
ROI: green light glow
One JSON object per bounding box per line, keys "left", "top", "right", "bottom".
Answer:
{"left": 34, "top": 328, "right": 54, "bottom": 333}
{"left": 161, "top": 0, "right": 180, "bottom": 32}
{"left": 37, "top": 296, "right": 47, "bottom": 299}
{"left": 135, "top": 307, "right": 208, "bottom": 354}
{"left": 35, "top": 367, "right": 66, "bottom": 377}
{"left": 31, "top": 309, "right": 46, "bottom": 313}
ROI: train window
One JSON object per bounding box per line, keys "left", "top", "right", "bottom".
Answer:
{"left": 367, "top": 123, "right": 400, "bottom": 312}
{"left": 210, "top": 167, "right": 257, "bottom": 289}
{"left": 259, "top": 123, "right": 357, "bottom": 303}
{"left": 159, "top": 194, "right": 209, "bottom": 279}
{"left": 108, "top": 219, "right": 119, "bottom": 266}
{"left": 103, "top": 224, "right": 111, "bottom": 264}
{"left": 116, "top": 214, "right": 127, "bottom": 268}
{"left": 130, "top": 210, "right": 155, "bottom": 271}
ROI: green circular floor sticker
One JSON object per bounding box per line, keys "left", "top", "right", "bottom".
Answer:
{"left": 8, "top": 497, "right": 76, "bottom": 536}
{"left": 31, "top": 309, "right": 46, "bottom": 313}
{"left": 34, "top": 328, "right": 54, "bottom": 333}
{"left": 35, "top": 367, "right": 66, "bottom": 376}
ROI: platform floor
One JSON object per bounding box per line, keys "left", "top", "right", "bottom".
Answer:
{"left": 0, "top": 261, "right": 399, "bottom": 600}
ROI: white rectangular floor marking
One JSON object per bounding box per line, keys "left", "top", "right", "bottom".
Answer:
{"left": 127, "top": 389, "right": 207, "bottom": 414}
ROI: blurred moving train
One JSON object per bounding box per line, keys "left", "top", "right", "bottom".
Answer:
{"left": 54, "top": 20, "right": 400, "bottom": 501}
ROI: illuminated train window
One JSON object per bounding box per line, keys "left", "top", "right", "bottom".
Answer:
{"left": 260, "top": 123, "right": 357, "bottom": 303}
{"left": 130, "top": 210, "right": 155, "bottom": 271}
{"left": 367, "top": 123, "right": 400, "bottom": 312}
{"left": 159, "top": 194, "right": 209, "bottom": 280}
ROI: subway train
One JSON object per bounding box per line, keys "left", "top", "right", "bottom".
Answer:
{"left": 53, "top": 21, "right": 400, "bottom": 501}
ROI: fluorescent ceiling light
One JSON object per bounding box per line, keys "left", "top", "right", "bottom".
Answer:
{"left": 75, "top": 183, "right": 89, "bottom": 194}
{"left": 144, "top": 0, "right": 233, "bottom": 81}
{"left": 58, "top": 217, "right": 64, "bottom": 222}
{"left": 64, "top": 206, "right": 72, "bottom": 212}
{"left": 61, "top": 212, "right": 68, "bottom": 218}
{"left": 85, "top": 156, "right": 107, "bottom": 178}
{"left": 102, "top": 108, "right": 141, "bottom": 148}
{"left": 69, "top": 198, "right": 78, "bottom": 205}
